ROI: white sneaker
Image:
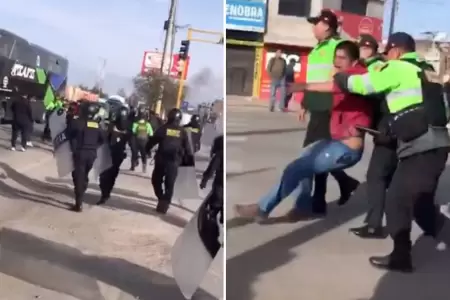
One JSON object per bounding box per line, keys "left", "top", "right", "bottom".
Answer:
{"left": 18, "top": 147, "right": 25, "bottom": 152}
{"left": 10, "top": 147, "right": 16, "bottom": 151}
{"left": 26, "top": 141, "right": 33, "bottom": 147}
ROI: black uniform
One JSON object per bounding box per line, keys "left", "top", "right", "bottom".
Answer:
{"left": 68, "top": 103, "right": 105, "bottom": 212}
{"left": 183, "top": 114, "right": 202, "bottom": 153}
{"left": 98, "top": 107, "right": 129, "bottom": 205}
{"left": 10, "top": 94, "right": 33, "bottom": 150}
{"left": 147, "top": 108, "right": 193, "bottom": 214}
{"left": 350, "top": 56, "right": 398, "bottom": 239}
{"left": 198, "top": 135, "right": 224, "bottom": 257}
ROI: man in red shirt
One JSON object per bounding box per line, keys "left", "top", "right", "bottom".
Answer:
{"left": 235, "top": 41, "right": 372, "bottom": 221}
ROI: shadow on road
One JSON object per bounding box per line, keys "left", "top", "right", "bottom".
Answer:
{"left": 0, "top": 228, "right": 217, "bottom": 300}
{"left": 227, "top": 167, "right": 275, "bottom": 180}
{"left": 366, "top": 235, "right": 450, "bottom": 300}
{"left": 227, "top": 127, "right": 306, "bottom": 137}
{"left": 0, "top": 162, "right": 189, "bottom": 228}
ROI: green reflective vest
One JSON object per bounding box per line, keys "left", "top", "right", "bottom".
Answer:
{"left": 303, "top": 37, "right": 342, "bottom": 112}
{"left": 365, "top": 56, "right": 385, "bottom": 72}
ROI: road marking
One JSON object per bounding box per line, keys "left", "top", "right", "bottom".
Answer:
{"left": 226, "top": 136, "right": 248, "bottom": 143}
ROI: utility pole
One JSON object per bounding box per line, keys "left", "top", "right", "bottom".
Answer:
{"left": 155, "top": 0, "right": 178, "bottom": 116}
{"left": 387, "top": 0, "right": 398, "bottom": 36}
{"left": 95, "top": 57, "right": 107, "bottom": 96}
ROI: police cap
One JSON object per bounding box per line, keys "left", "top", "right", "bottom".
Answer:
{"left": 190, "top": 114, "right": 200, "bottom": 123}
{"left": 307, "top": 9, "right": 339, "bottom": 31}
{"left": 383, "top": 32, "right": 416, "bottom": 54}
{"left": 357, "top": 34, "right": 379, "bottom": 50}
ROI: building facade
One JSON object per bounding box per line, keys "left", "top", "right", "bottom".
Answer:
{"left": 226, "top": 0, "right": 386, "bottom": 101}
{"left": 225, "top": 0, "right": 267, "bottom": 96}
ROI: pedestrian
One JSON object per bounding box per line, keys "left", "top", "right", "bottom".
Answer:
{"left": 67, "top": 102, "right": 105, "bottom": 212}
{"left": 284, "top": 58, "right": 296, "bottom": 110}
{"left": 234, "top": 41, "right": 372, "bottom": 222}
{"left": 10, "top": 91, "right": 33, "bottom": 152}
{"left": 147, "top": 108, "right": 193, "bottom": 214}
{"left": 131, "top": 108, "right": 153, "bottom": 172}
{"left": 267, "top": 49, "right": 287, "bottom": 112}
{"left": 333, "top": 32, "right": 450, "bottom": 272}
{"left": 183, "top": 114, "right": 202, "bottom": 153}
{"left": 301, "top": 9, "right": 359, "bottom": 215}
{"left": 349, "top": 34, "right": 396, "bottom": 239}
{"left": 98, "top": 106, "right": 130, "bottom": 205}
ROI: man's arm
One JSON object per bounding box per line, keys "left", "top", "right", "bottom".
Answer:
{"left": 146, "top": 127, "right": 163, "bottom": 151}
{"left": 267, "top": 58, "right": 274, "bottom": 74}
{"left": 334, "top": 63, "right": 399, "bottom": 95}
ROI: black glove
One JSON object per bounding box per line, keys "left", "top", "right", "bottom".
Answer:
{"left": 199, "top": 178, "right": 207, "bottom": 189}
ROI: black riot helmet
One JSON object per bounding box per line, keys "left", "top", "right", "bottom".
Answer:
{"left": 190, "top": 114, "right": 200, "bottom": 126}
{"left": 80, "top": 102, "right": 100, "bottom": 121}
{"left": 113, "top": 106, "right": 129, "bottom": 131}
{"left": 167, "top": 108, "right": 182, "bottom": 125}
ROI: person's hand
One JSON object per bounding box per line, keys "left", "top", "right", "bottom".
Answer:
{"left": 199, "top": 179, "right": 207, "bottom": 189}
{"left": 287, "top": 82, "right": 306, "bottom": 94}
{"left": 298, "top": 107, "right": 307, "bottom": 122}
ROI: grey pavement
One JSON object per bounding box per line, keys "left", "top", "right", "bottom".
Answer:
{"left": 0, "top": 123, "right": 222, "bottom": 299}
{"left": 226, "top": 100, "right": 450, "bottom": 300}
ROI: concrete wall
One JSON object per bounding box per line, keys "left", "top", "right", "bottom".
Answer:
{"left": 264, "top": 0, "right": 384, "bottom": 47}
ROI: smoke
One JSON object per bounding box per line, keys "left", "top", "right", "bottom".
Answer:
{"left": 184, "top": 67, "right": 223, "bottom": 105}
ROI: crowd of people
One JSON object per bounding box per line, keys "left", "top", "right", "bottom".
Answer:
{"left": 236, "top": 9, "right": 450, "bottom": 273}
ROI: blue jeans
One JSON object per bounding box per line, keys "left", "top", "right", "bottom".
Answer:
{"left": 269, "top": 78, "right": 286, "bottom": 110}
{"left": 258, "top": 140, "right": 363, "bottom": 215}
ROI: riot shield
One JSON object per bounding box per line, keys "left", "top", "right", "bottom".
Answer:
{"left": 89, "top": 143, "right": 113, "bottom": 181}
{"left": 49, "top": 110, "right": 74, "bottom": 178}
{"left": 173, "top": 130, "right": 200, "bottom": 200}
{"left": 171, "top": 193, "right": 222, "bottom": 299}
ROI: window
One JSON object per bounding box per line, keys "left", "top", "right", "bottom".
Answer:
{"left": 278, "top": 0, "right": 310, "bottom": 17}
{"left": 0, "top": 35, "right": 14, "bottom": 58}
{"left": 341, "top": 0, "right": 368, "bottom": 16}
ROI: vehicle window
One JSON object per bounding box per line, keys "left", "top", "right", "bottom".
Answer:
{"left": 0, "top": 34, "right": 14, "bottom": 58}
{"left": 14, "top": 41, "right": 35, "bottom": 66}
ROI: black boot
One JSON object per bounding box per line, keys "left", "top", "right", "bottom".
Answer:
{"left": 97, "top": 195, "right": 109, "bottom": 205}
{"left": 156, "top": 200, "right": 170, "bottom": 214}
{"left": 349, "top": 224, "right": 387, "bottom": 239}
{"left": 337, "top": 177, "right": 360, "bottom": 206}
{"left": 369, "top": 230, "right": 413, "bottom": 273}
{"left": 71, "top": 197, "right": 83, "bottom": 212}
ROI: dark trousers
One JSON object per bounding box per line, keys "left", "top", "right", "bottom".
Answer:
{"left": 152, "top": 159, "right": 179, "bottom": 212}
{"left": 11, "top": 122, "right": 29, "bottom": 148}
{"left": 99, "top": 153, "right": 125, "bottom": 199}
{"left": 303, "top": 111, "right": 356, "bottom": 211}
{"left": 198, "top": 185, "right": 223, "bottom": 258}
{"left": 131, "top": 138, "right": 147, "bottom": 167}
{"left": 42, "top": 110, "right": 53, "bottom": 141}
{"left": 71, "top": 151, "right": 96, "bottom": 207}
{"left": 386, "top": 148, "right": 448, "bottom": 256}
{"left": 364, "top": 142, "right": 398, "bottom": 228}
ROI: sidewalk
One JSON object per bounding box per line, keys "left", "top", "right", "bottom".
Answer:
{"left": 226, "top": 95, "right": 301, "bottom": 113}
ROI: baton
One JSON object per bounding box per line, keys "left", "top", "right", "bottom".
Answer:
{"left": 355, "top": 125, "right": 380, "bottom": 136}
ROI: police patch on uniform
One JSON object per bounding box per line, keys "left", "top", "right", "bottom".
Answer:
{"left": 167, "top": 129, "right": 181, "bottom": 137}
{"left": 87, "top": 121, "right": 99, "bottom": 128}
{"left": 373, "top": 64, "right": 383, "bottom": 71}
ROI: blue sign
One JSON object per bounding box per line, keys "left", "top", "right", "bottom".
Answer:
{"left": 226, "top": 0, "right": 266, "bottom": 33}
{"left": 181, "top": 101, "right": 189, "bottom": 110}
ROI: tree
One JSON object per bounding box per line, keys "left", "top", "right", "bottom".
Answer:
{"left": 116, "top": 88, "right": 127, "bottom": 98}
{"left": 132, "top": 71, "right": 188, "bottom": 113}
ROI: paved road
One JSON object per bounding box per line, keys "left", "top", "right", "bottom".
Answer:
{"left": 226, "top": 101, "right": 450, "bottom": 300}
{"left": 0, "top": 123, "right": 222, "bottom": 299}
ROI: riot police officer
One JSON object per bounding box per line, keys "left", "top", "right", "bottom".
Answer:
{"left": 98, "top": 106, "right": 130, "bottom": 205}
{"left": 131, "top": 108, "right": 153, "bottom": 172}
{"left": 183, "top": 114, "right": 202, "bottom": 153}
{"left": 147, "top": 108, "right": 193, "bottom": 214}
{"left": 334, "top": 32, "right": 450, "bottom": 272}
{"left": 67, "top": 102, "right": 105, "bottom": 212}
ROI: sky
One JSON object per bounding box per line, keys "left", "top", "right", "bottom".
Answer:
{"left": 1, "top": 0, "right": 224, "bottom": 96}
{"left": 383, "top": 0, "right": 450, "bottom": 39}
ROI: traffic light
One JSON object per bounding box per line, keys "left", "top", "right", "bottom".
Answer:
{"left": 179, "top": 40, "right": 190, "bottom": 60}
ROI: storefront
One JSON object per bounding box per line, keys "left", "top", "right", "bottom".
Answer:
{"left": 225, "top": 0, "right": 266, "bottom": 97}
{"left": 258, "top": 45, "right": 309, "bottom": 103}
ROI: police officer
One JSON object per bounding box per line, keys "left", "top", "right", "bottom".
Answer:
{"left": 147, "top": 108, "right": 193, "bottom": 214}
{"left": 349, "top": 35, "right": 397, "bottom": 239}
{"left": 131, "top": 108, "right": 153, "bottom": 172}
{"left": 68, "top": 102, "right": 105, "bottom": 212}
{"left": 334, "top": 32, "right": 450, "bottom": 272}
{"left": 98, "top": 106, "right": 130, "bottom": 205}
{"left": 198, "top": 134, "right": 224, "bottom": 256}
{"left": 302, "top": 9, "right": 359, "bottom": 214}
{"left": 183, "top": 114, "right": 202, "bottom": 153}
